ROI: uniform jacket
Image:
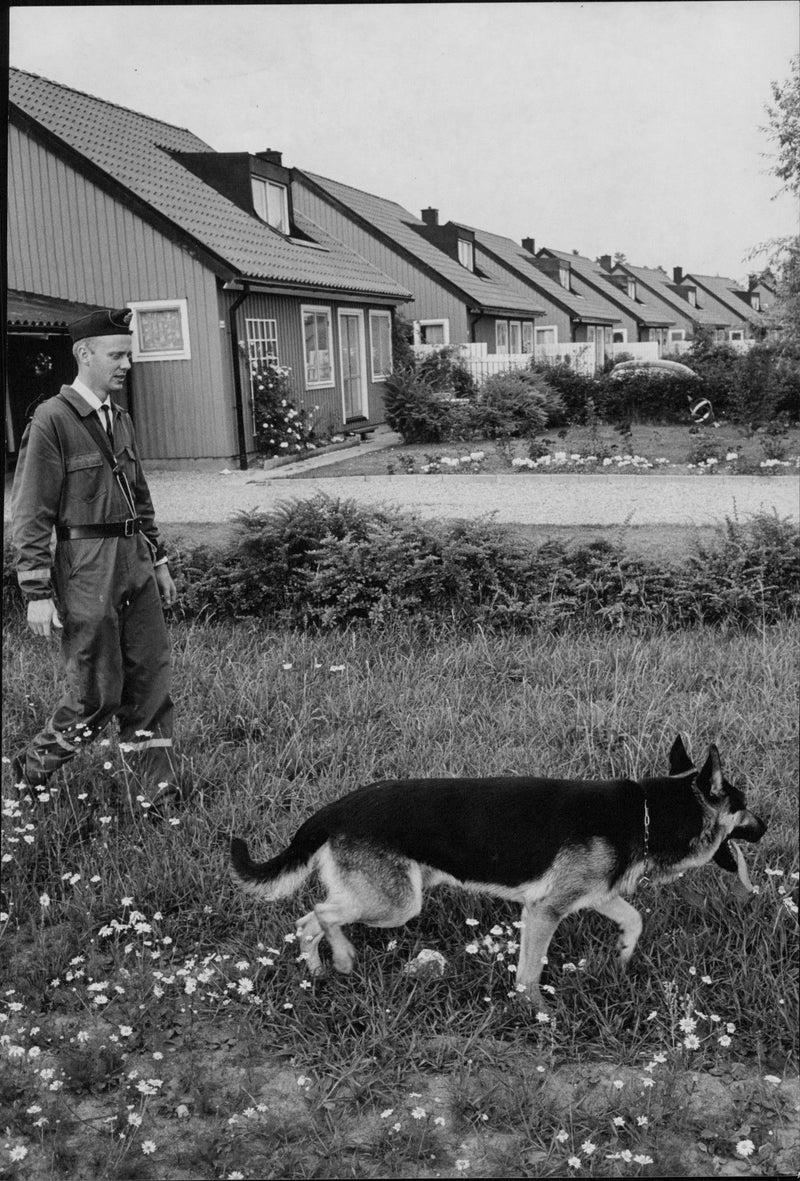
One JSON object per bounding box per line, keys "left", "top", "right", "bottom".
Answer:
{"left": 11, "top": 386, "right": 165, "bottom": 598}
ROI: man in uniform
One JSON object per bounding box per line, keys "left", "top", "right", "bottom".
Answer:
{"left": 10, "top": 307, "right": 180, "bottom": 816}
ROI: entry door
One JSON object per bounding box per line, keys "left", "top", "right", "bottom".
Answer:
{"left": 338, "top": 310, "right": 368, "bottom": 420}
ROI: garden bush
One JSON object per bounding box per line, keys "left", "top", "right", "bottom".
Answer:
{"left": 473, "top": 370, "right": 565, "bottom": 437}
{"left": 383, "top": 364, "right": 474, "bottom": 443}
{"left": 152, "top": 497, "right": 800, "bottom": 631}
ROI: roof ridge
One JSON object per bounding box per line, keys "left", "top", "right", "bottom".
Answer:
{"left": 9, "top": 65, "right": 202, "bottom": 141}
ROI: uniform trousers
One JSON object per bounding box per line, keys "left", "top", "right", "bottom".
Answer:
{"left": 17, "top": 533, "right": 175, "bottom": 795}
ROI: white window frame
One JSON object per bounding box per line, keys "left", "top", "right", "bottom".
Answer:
{"left": 457, "top": 238, "right": 474, "bottom": 271}
{"left": 670, "top": 329, "right": 686, "bottom": 341}
{"left": 251, "top": 177, "right": 290, "bottom": 234}
{"left": 413, "top": 319, "right": 450, "bottom": 346}
{"left": 535, "top": 325, "right": 558, "bottom": 345}
{"left": 368, "top": 310, "right": 393, "bottom": 381}
{"left": 522, "top": 321, "right": 534, "bottom": 354}
{"left": 613, "top": 328, "right": 628, "bottom": 344}
{"left": 508, "top": 320, "right": 522, "bottom": 354}
{"left": 129, "top": 299, "right": 191, "bottom": 362}
{"left": 686, "top": 288, "right": 697, "bottom": 307}
{"left": 750, "top": 293, "right": 761, "bottom": 311}
{"left": 728, "top": 329, "right": 744, "bottom": 341}
{"left": 495, "top": 320, "right": 509, "bottom": 354}
{"left": 301, "top": 304, "right": 335, "bottom": 388}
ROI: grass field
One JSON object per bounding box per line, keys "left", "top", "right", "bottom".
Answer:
{"left": 291, "top": 424, "right": 800, "bottom": 480}
{"left": 2, "top": 614, "right": 798, "bottom": 1179}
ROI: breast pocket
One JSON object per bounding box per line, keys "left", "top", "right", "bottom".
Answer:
{"left": 65, "top": 452, "right": 105, "bottom": 502}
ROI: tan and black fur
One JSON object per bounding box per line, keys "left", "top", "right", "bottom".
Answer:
{"left": 230, "top": 736, "right": 765, "bottom": 1008}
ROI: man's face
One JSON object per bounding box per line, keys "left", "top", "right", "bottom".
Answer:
{"left": 81, "top": 335, "right": 133, "bottom": 397}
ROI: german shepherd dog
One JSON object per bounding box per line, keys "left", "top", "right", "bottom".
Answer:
{"left": 230, "top": 736, "right": 765, "bottom": 1008}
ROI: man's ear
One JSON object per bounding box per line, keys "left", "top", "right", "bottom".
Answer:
{"left": 668, "top": 734, "right": 695, "bottom": 776}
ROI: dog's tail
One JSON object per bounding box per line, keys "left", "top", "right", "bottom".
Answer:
{"left": 229, "top": 834, "right": 319, "bottom": 901}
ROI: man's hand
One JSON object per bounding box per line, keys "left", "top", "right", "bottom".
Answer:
{"left": 27, "top": 598, "right": 62, "bottom": 637}
{"left": 155, "top": 563, "right": 178, "bottom": 608}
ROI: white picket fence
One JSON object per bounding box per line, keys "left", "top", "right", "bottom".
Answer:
{"left": 670, "top": 338, "right": 754, "bottom": 356}
{"left": 413, "top": 340, "right": 660, "bottom": 383}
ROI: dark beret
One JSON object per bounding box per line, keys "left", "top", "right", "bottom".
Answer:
{"left": 69, "top": 308, "right": 133, "bottom": 343}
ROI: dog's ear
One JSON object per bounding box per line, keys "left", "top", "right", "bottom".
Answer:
{"left": 668, "top": 734, "right": 695, "bottom": 776}
{"left": 696, "top": 745, "right": 725, "bottom": 801}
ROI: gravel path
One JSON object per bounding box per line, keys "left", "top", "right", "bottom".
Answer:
{"left": 139, "top": 469, "right": 799, "bottom": 527}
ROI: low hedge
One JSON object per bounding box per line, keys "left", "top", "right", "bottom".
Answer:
{"left": 5, "top": 499, "right": 797, "bottom": 631}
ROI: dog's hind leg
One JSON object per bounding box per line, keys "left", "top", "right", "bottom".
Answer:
{"left": 296, "top": 911, "right": 325, "bottom": 975}
{"left": 516, "top": 901, "right": 562, "bottom": 1010}
{"left": 591, "top": 896, "right": 643, "bottom": 967}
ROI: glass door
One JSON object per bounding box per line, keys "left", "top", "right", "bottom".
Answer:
{"left": 338, "top": 310, "right": 368, "bottom": 420}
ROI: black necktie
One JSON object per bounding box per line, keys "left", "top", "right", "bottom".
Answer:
{"left": 100, "top": 404, "right": 114, "bottom": 450}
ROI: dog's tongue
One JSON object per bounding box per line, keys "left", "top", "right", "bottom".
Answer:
{"left": 729, "top": 840, "right": 755, "bottom": 898}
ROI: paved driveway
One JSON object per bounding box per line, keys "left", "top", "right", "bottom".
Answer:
{"left": 138, "top": 470, "right": 799, "bottom": 527}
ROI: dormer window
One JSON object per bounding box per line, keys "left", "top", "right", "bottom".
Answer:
{"left": 457, "top": 238, "right": 474, "bottom": 271}
{"left": 559, "top": 265, "right": 570, "bottom": 290}
{"left": 252, "top": 177, "right": 289, "bottom": 234}
{"left": 686, "top": 288, "right": 696, "bottom": 307}
{"left": 627, "top": 278, "right": 636, "bottom": 300}
{"left": 751, "top": 292, "right": 761, "bottom": 311}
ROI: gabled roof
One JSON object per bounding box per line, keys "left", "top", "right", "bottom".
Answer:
{"left": 9, "top": 68, "right": 411, "bottom": 300}
{"left": 468, "top": 228, "right": 620, "bottom": 324}
{"left": 296, "top": 171, "right": 544, "bottom": 317}
{"left": 539, "top": 248, "right": 676, "bottom": 327}
{"left": 613, "top": 263, "right": 729, "bottom": 328}
{"left": 683, "top": 272, "right": 768, "bottom": 329}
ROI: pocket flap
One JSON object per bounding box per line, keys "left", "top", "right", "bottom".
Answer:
{"left": 66, "top": 452, "right": 103, "bottom": 472}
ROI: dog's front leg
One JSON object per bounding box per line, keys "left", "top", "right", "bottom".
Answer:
{"left": 516, "top": 901, "right": 561, "bottom": 1011}
{"left": 591, "top": 896, "right": 643, "bottom": 967}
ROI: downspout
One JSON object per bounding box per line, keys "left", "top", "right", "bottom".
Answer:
{"left": 227, "top": 282, "right": 251, "bottom": 470}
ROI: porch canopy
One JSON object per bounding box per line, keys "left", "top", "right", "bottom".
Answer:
{"left": 8, "top": 290, "right": 102, "bottom": 331}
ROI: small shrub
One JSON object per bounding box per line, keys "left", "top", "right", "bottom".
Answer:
{"left": 529, "top": 361, "right": 601, "bottom": 424}
{"left": 383, "top": 365, "right": 473, "bottom": 443}
{"left": 473, "top": 371, "right": 564, "bottom": 438}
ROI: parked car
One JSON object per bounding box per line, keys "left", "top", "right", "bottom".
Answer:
{"left": 609, "top": 359, "right": 699, "bottom": 380}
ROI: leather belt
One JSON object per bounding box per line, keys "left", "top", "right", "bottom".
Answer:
{"left": 56, "top": 519, "right": 143, "bottom": 540}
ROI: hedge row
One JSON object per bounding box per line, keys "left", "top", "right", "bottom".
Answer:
{"left": 5, "top": 498, "right": 797, "bottom": 632}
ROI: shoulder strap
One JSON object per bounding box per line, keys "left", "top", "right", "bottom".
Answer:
{"left": 56, "top": 392, "right": 138, "bottom": 520}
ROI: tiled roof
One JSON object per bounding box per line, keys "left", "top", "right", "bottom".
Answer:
{"left": 540, "top": 248, "right": 676, "bottom": 327}
{"left": 469, "top": 228, "right": 620, "bottom": 323}
{"left": 684, "top": 273, "right": 768, "bottom": 328}
{"left": 298, "top": 172, "right": 544, "bottom": 316}
{"left": 9, "top": 68, "right": 410, "bottom": 299}
{"left": 617, "top": 264, "right": 727, "bottom": 327}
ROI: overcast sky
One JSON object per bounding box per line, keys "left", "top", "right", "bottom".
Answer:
{"left": 9, "top": 2, "right": 800, "bottom": 281}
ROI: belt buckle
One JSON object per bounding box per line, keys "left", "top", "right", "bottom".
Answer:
{"left": 124, "top": 518, "right": 136, "bottom": 537}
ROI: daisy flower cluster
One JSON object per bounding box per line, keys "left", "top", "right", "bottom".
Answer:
{"left": 420, "top": 452, "right": 487, "bottom": 474}
{"left": 512, "top": 451, "right": 666, "bottom": 471}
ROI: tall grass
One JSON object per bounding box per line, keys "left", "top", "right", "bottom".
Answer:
{"left": 1, "top": 620, "right": 798, "bottom": 1178}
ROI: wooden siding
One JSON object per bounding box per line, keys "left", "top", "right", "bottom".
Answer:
{"left": 294, "top": 181, "right": 470, "bottom": 341}
{"left": 8, "top": 123, "right": 238, "bottom": 465}
{"left": 224, "top": 289, "right": 395, "bottom": 442}
{"left": 473, "top": 247, "right": 576, "bottom": 343}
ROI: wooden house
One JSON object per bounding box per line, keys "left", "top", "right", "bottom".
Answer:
{"left": 291, "top": 175, "right": 545, "bottom": 354}
{"left": 536, "top": 248, "right": 677, "bottom": 356}
{"left": 462, "top": 230, "right": 623, "bottom": 368}
{"left": 676, "top": 269, "right": 770, "bottom": 341}
{"left": 7, "top": 69, "right": 412, "bottom": 469}
{"left": 601, "top": 259, "right": 732, "bottom": 348}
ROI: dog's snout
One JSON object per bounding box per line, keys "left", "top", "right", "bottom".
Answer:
{"left": 735, "top": 810, "right": 767, "bottom": 843}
